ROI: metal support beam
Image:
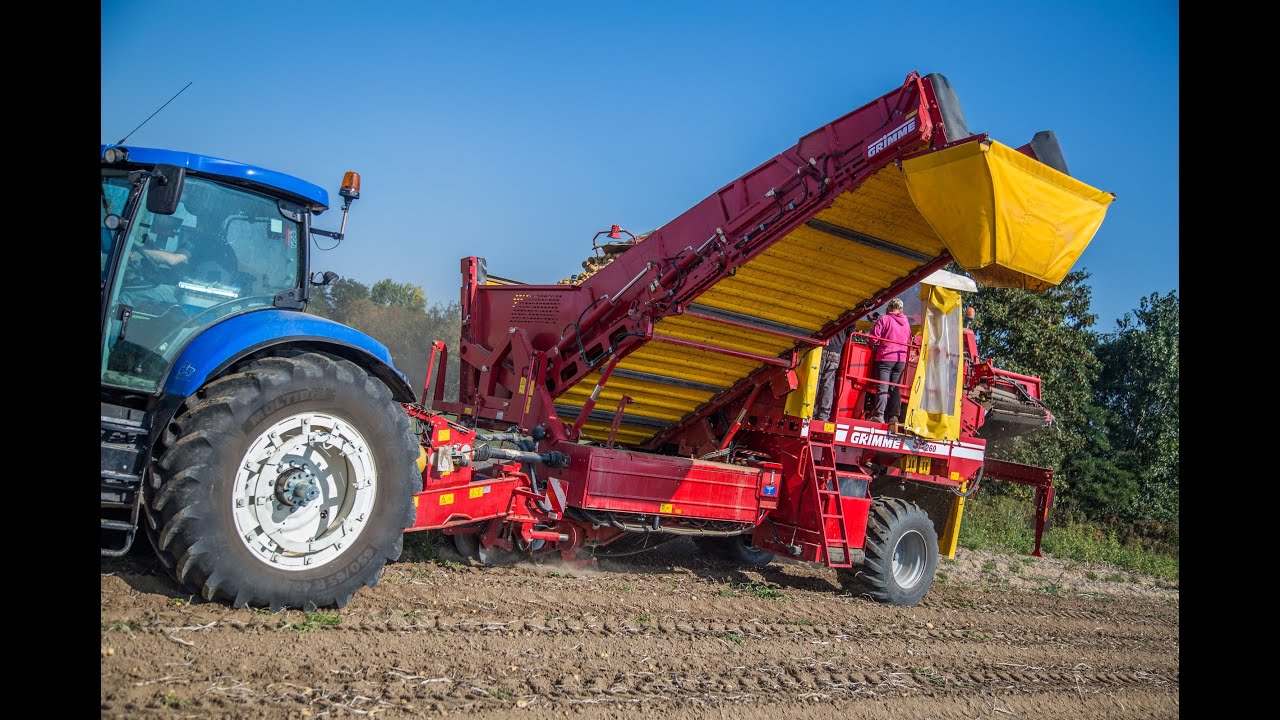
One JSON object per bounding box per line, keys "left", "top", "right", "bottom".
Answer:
{"left": 806, "top": 219, "right": 933, "bottom": 263}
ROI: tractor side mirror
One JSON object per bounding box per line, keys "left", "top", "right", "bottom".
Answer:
{"left": 310, "top": 271, "right": 339, "bottom": 287}
{"left": 145, "top": 164, "right": 187, "bottom": 215}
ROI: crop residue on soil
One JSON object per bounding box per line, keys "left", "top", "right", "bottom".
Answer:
{"left": 101, "top": 538, "right": 1178, "bottom": 719}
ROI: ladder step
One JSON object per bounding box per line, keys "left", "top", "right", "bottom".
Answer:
{"left": 807, "top": 438, "right": 850, "bottom": 569}
{"left": 101, "top": 519, "right": 136, "bottom": 531}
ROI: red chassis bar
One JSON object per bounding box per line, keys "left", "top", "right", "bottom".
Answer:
{"left": 981, "top": 458, "right": 1055, "bottom": 557}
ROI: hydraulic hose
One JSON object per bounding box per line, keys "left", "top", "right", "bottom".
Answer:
{"left": 473, "top": 445, "right": 570, "bottom": 469}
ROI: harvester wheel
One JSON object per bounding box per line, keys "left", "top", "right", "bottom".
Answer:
{"left": 837, "top": 498, "right": 938, "bottom": 606}
{"left": 144, "top": 351, "right": 418, "bottom": 610}
{"left": 694, "top": 534, "right": 774, "bottom": 568}
{"left": 452, "top": 525, "right": 523, "bottom": 567}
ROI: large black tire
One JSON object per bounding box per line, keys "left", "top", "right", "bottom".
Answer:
{"left": 144, "top": 351, "right": 418, "bottom": 610}
{"left": 837, "top": 498, "right": 938, "bottom": 606}
{"left": 693, "top": 534, "right": 774, "bottom": 568}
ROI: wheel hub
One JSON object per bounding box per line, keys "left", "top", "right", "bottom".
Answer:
{"left": 275, "top": 466, "right": 321, "bottom": 507}
{"left": 891, "top": 529, "right": 928, "bottom": 590}
{"left": 232, "top": 412, "right": 378, "bottom": 571}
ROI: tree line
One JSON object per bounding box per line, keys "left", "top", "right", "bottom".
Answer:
{"left": 306, "top": 277, "right": 461, "bottom": 404}
{"left": 308, "top": 270, "right": 1179, "bottom": 530}
{"left": 968, "top": 269, "right": 1178, "bottom": 527}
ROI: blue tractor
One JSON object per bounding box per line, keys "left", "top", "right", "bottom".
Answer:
{"left": 100, "top": 146, "right": 419, "bottom": 609}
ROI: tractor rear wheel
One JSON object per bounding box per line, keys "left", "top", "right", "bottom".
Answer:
{"left": 694, "top": 534, "right": 774, "bottom": 568}
{"left": 143, "top": 351, "right": 418, "bottom": 610}
{"left": 837, "top": 498, "right": 938, "bottom": 606}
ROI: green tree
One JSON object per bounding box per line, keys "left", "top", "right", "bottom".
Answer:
{"left": 308, "top": 277, "right": 370, "bottom": 322}
{"left": 1058, "top": 403, "right": 1139, "bottom": 520}
{"left": 967, "top": 269, "right": 1101, "bottom": 510}
{"left": 370, "top": 279, "right": 426, "bottom": 312}
{"left": 306, "top": 275, "right": 461, "bottom": 404}
{"left": 1094, "top": 290, "right": 1179, "bottom": 521}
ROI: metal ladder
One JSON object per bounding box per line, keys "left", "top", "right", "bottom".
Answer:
{"left": 101, "top": 404, "right": 149, "bottom": 557}
{"left": 806, "top": 429, "right": 852, "bottom": 567}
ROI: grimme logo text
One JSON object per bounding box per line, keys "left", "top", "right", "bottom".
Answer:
{"left": 867, "top": 118, "right": 916, "bottom": 158}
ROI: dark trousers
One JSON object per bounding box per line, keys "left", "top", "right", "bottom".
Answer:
{"left": 873, "top": 360, "right": 906, "bottom": 420}
{"left": 814, "top": 357, "right": 840, "bottom": 421}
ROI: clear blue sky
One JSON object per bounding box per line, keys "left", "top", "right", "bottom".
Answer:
{"left": 102, "top": 0, "right": 1178, "bottom": 332}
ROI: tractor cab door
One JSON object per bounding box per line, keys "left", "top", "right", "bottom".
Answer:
{"left": 100, "top": 174, "right": 306, "bottom": 393}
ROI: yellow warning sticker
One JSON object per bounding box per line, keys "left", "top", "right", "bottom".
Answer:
{"left": 413, "top": 496, "right": 420, "bottom": 508}
{"left": 950, "top": 471, "right": 961, "bottom": 481}
{"left": 824, "top": 422, "right": 835, "bottom": 433}
{"left": 469, "top": 486, "right": 485, "bottom": 499}
{"left": 659, "top": 503, "right": 673, "bottom": 513}
{"left": 439, "top": 493, "right": 454, "bottom": 505}
{"left": 437, "top": 428, "right": 451, "bottom": 442}
{"left": 463, "top": 407, "right": 472, "bottom": 415}
{"left": 518, "top": 377, "right": 528, "bottom": 394}
{"left": 901, "top": 456, "right": 933, "bottom": 474}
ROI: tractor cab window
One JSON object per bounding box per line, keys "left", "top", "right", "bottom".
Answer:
{"left": 100, "top": 175, "right": 304, "bottom": 392}
{"left": 101, "top": 172, "right": 133, "bottom": 284}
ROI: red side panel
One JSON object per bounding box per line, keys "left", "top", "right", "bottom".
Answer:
{"left": 839, "top": 495, "right": 871, "bottom": 549}
{"left": 412, "top": 476, "right": 522, "bottom": 529}
{"left": 554, "top": 443, "right": 762, "bottom": 522}
{"left": 835, "top": 343, "right": 873, "bottom": 420}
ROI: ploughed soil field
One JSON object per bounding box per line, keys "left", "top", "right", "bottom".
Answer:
{"left": 101, "top": 537, "right": 1179, "bottom": 719}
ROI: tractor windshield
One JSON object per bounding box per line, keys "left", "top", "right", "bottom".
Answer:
{"left": 100, "top": 174, "right": 304, "bottom": 392}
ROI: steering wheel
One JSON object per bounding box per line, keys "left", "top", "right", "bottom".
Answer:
{"left": 126, "top": 246, "right": 189, "bottom": 292}
{"left": 130, "top": 246, "right": 165, "bottom": 275}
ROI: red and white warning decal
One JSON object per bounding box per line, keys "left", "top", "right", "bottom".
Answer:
{"left": 547, "top": 477, "right": 568, "bottom": 514}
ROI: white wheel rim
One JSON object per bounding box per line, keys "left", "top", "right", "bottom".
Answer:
{"left": 891, "top": 529, "right": 928, "bottom": 590}
{"left": 232, "top": 412, "right": 377, "bottom": 571}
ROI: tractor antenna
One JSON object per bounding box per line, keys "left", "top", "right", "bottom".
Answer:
{"left": 115, "top": 81, "right": 193, "bottom": 146}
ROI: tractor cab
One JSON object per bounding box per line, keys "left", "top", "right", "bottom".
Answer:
{"left": 99, "top": 146, "right": 356, "bottom": 395}
{"left": 100, "top": 145, "right": 382, "bottom": 565}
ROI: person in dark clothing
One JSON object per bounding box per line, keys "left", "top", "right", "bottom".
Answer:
{"left": 813, "top": 324, "right": 852, "bottom": 422}
{"left": 119, "top": 214, "right": 194, "bottom": 310}
{"left": 173, "top": 181, "right": 240, "bottom": 286}
{"left": 868, "top": 298, "right": 912, "bottom": 424}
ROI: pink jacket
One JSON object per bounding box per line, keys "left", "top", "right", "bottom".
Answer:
{"left": 871, "top": 311, "right": 911, "bottom": 362}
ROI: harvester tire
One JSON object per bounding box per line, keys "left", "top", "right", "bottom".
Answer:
{"left": 452, "top": 525, "right": 524, "bottom": 567}
{"left": 837, "top": 498, "right": 938, "bottom": 606}
{"left": 693, "top": 534, "right": 774, "bottom": 568}
{"left": 144, "top": 351, "right": 418, "bottom": 610}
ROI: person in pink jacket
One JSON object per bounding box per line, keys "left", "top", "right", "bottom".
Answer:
{"left": 868, "top": 298, "right": 912, "bottom": 424}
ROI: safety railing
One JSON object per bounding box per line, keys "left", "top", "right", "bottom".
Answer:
{"left": 844, "top": 328, "right": 920, "bottom": 397}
